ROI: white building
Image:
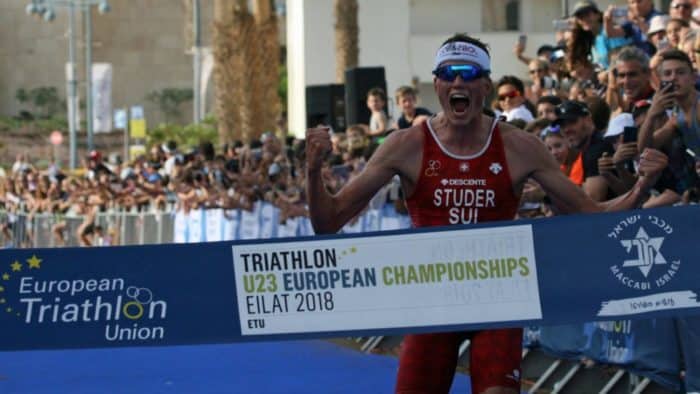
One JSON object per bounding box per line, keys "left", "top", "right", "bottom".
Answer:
{"left": 286, "top": 0, "right": 660, "bottom": 136}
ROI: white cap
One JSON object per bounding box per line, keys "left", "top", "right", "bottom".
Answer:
{"left": 268, "top": 162, "right": 281, "bottom": 176}
{"left": 604, "top": 112, "right": 634, "bottom": 138}
{"left": 648, "top": 15, "right": 669, "bottom": 36}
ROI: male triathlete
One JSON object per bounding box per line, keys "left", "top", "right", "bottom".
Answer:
{"left": 306, "top": 33, "right": 668, "bottom": 394}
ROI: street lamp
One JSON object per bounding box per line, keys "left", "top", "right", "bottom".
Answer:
{"left": 25, "top": 0, "right": 110, "bottom": 170}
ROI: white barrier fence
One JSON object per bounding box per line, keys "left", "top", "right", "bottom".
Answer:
{"left": 0, "top": 202, "right": 411, "bottom": 248}
{"left": 173, "top": 202, "right": 412, "bottom": 243}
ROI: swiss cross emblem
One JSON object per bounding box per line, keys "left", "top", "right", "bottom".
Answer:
{"left": 459, "top": 162, "right": 470, "bottom": 173}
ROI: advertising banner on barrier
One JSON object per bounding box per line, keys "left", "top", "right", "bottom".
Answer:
{"left": 677, "top": 316, "right": 700, "bottom": 393}
{"left": 538, "top": 324, "right": 593, "bottom": 359}
{"left": 585, "top": 319, "right": 681, "bottom": 391}
{"left": 0, "top": 206, "right": 699, "bottom": 351}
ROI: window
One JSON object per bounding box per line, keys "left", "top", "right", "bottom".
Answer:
{"left": 482, "top": 0, "right": 520, "bottom": 31}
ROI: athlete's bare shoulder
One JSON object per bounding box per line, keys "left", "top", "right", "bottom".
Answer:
{"left": 498, "top": 120, "right": 553, "bottom": 181}
{"left": 499, "top": 121, "right": 546, "bottom": 157}
{"left": 374, "top": 124, "right": 424, "bottom": 162}
{"left": 366, "top": 123, "right": 425, "bottom": 182}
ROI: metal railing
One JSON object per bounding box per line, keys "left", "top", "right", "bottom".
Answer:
{"left": 0, "top": 210, "right": 175, "bottom": 248}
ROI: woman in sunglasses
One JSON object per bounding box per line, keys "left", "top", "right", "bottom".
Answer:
{"left": 495, "top": 75, "right": 535, "bottom": 122}
{"left": 305, "top": 33, "right": 668, "bottom": 394}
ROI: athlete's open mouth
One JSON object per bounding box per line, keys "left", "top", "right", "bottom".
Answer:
{"left": 449, "top": 93, "right": 470, "bottom": 114}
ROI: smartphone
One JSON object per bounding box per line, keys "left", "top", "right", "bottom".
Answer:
{"left": 623, "top": 126, "right": 638, "bottom": 143}
{"left": 541, "top": 76, "right": 558, "bottom": 89}
{"left": 518, "top": 34, "right": 527, "bottom": 47}
{"left": 660, "top": 80, "right": 676, "bottom": 92}
{"left": 656, "top": 38, "right": 670, "bottom": 51}
{"left": 611, "top": 6, "right": 628, "bottom": 20}
{"left": 660, "top": 80, "right": 678, "bottom": 112}
{"left": 331, "top": 164, "right": 351, "bottom": 178}
{"left": 552, "top": 19, "right": 570, "bottom": 31}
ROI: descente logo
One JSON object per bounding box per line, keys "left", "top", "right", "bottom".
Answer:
{"left": 607, "top": 214, "right": 680, "bottom": 291}
{"left": 0, "top": 255, "right": 168, "bottom": 343}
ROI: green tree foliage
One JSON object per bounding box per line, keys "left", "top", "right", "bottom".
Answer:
{"left": 278, "top": 64, "right": 287, "bottom": 113}
{"left": 147, "top": 115, "right": 218, "bottom": 151}
{"left": 15, "top": 87, "right": 64, "bottom": 118}
{"left": 145, "top": 88, "right": 194, "bottom": 123}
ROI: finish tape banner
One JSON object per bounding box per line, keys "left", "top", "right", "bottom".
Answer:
{"left": 0, "top": 206, "right": 699, "bottom": 351}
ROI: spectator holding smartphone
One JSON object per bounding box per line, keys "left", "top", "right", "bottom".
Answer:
{"left": 526, "top": 59, "right": 555, "bottom": 102}
{"left": 604, "top": 3, "right": 658, "bottom": 56}
{"left": 639, "top": 49, "right": 699, "bottom": 196}
{"left": 599, "top": 113, "right": 639, "bottom": 195}
{"left": 570, "top": 0, "right": 631, "bottom": 69}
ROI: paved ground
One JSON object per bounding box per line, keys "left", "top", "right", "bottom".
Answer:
{"left": 0, "top": 340, "right": 472, "bottom": 393}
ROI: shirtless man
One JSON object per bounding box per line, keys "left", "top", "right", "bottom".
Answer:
{"left": 306, "top": 33, "right": 668, "bottom": 394}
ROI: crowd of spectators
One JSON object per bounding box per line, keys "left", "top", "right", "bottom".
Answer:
{"left": 2, "top": 0, "right": 700, "bottom": 248}
{"left": 503, "top": 0, "right": 700, "bottom": 218}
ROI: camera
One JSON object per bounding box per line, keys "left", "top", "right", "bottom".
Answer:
{"left": 541, "top": 76, "right": 558, "bottom": 89}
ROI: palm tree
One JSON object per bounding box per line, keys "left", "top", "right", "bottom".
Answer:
{"left": 213, "top": 0, "right": 238, "bottom": 144}
{"left": 252, "top": 0, "right": 281, "bottom": 139}
{"left": 182, "top": 0, "right": 193, "bottom": 50}
{"left": 334, "top": 0, "right": 359, "bottom": 83}
{"left": 213, "top": 0, "right": 280, "bottom": 144}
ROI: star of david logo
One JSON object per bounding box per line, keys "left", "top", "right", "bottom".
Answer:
{"left": 620, "top": 227, "right": 667, "bottom": 278}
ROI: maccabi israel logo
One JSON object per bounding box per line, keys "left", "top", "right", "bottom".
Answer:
{"left": 1, "top": 255, "right": 168, "bottom": 343}
{"left": 607, "top": 214, "right": 680, "bottom": 290}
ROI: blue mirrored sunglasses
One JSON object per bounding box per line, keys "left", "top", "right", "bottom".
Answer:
{"left": 432, "top": 64, "right": 490, "bottom": 82}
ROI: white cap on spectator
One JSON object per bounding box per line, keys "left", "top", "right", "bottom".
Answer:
{"left": 268, "top": 162, "right": 281, "bottom": 177}
{"left": 648, "top": 15, "right": 670, "bottom": 36}
{"left": 604, "top": 112, "right": 634, "bottom": 138}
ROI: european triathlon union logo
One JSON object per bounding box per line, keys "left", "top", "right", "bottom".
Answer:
{"left": 1, "top": 254, "right": 169, "bottom": 344}
{"left": 620, "top": 227, "right": 667, "bottom": 278}
{"left": 0, "top": 255, "right": 42, "bottom": 319}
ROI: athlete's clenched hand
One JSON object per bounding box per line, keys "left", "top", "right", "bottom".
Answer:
{"left": 306, "top": 126, "right": 332, "bottom": 173}
{"left": 637, "top": 148, "right": 668, "bottom": 185}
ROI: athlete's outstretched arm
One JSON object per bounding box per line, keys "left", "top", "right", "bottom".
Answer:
{"left": 516, "top": 132, "right": 668, "bottom": 213}
{"left": 305, "top": 127, "right": 405, "bottom": 234}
